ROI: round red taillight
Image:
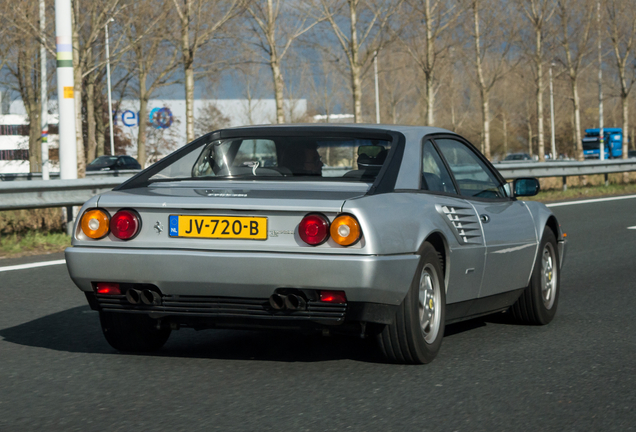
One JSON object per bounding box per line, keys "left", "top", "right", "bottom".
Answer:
{"left": 110, "top": 210, "right": 141, "bottom": 240}
{"left": 299, "top": 214, "right": 330, "bottom": 246}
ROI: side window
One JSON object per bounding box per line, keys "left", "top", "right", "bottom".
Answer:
{"left": 421, "top": 140, "right": 457, "bottom": 194}
{"left": 435, "top": 138, "right": 506, "bottom": 199}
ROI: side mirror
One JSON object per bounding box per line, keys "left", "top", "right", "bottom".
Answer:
{"left": 513, "top": 178, "right": 540, "bottom": 197}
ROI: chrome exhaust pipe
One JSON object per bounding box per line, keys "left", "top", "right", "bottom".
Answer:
{"left": 284, "top": 294, "right": 307, "bottom": 311}
{"left": 141, "top": 289, "right": 162, "bottom": 306}
{"left": 126, "top": 289, "right": 141, "bottom": 305}
{"left": 269, "top": 294, "right": 287, "bottom": 310}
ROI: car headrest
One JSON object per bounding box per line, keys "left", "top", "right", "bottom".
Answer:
{"left": 357, "top": 149, "right": 388, "bottom": 168}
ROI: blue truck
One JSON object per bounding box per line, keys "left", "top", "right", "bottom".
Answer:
{"left": 582, "top": 128, "right": 624, "bottom": 159}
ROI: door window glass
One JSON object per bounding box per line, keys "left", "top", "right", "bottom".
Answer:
{"left": 435, "top": 138, "right": 506, "bottom": 198}
{"left": 421, "top": 140, "right": 457, "bottom": 194}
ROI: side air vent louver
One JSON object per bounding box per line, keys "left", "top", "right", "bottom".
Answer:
{"left": 436, "top": 205, "right": 483, "bottom": 245}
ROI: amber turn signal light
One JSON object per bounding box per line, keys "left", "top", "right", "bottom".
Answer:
{"left": 330, "top": 214, "right": 361, "bottom": 246}
{"left": 80, "top": 209, "right": 110, "bottom": 239}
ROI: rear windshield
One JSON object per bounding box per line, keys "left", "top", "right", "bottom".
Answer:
{"left": 150, "top": 136, "right": 391, "bottom": 182}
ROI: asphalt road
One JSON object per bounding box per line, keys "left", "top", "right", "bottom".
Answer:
{"left": 1, "top": 197, "right": 635, "bottom": 431}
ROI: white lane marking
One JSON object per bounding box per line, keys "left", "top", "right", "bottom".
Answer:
{"left": 628, "top": 226, "right": 636, "bottom": 230}
{"left": 0, "top": 259, "right": 66, "bottom": 273}
{"left": 545, "top": 194, "right": 636, "bottom": 208}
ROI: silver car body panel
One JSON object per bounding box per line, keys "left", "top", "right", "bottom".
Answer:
{"left": 66, "top": 247, "right": 419, "bottom": 305}
{"left": 66, "top": 124, "right": 564, "bottom": 319}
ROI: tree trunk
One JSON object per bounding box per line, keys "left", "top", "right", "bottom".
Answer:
{"left": 28, "top": 107, "right": 41, "bottom": 172}
{"left": 622, "top": 93, "right": 629, "bottom": 183}
{"left": 351, "top": 63, "right": 363, "bottom": 123}
{"left": 481, "top": 92, "right": 490, "bottom": 159}
{"left": 473, "top": 2, "right": 489, "bottom": 159}
{"left": 535, "top": 28, "right": 545, "bottom": 162}
{"left": 179, "top": 0, "right": 195, "bottom": 143}
{"left": 96, "top": 103, "right": 105, "bottom": 157}
{"left": 425, "top": 72, "right": 434, "bottom": 126}
{"left": 271, "top": 58, "right": 285, "bottom": 124}
{"left": 72, "top": 4, "right": 85, "bottom": 177}
{"left": 425, "top": 0, "right": 434, "bottom": 126}
{"left": 571, "top": 78, "right": 584, "bottom": 161}
{"left": 19, "top": 48, "right": 42, "bottom": 172}
{"left": 86, "top": 70, "right": 97, "bottom": 164}
{"left": 527, "top": 119, "right": 533, "bottom": 156}
{"left": 184, "top": 63, "right": 195, "bottom": 142}
{"left": 138, "top": 82, "right": 149, "bottom": 168}
{"left": 503, "top": 112, "right": 508, "bottom": 156}
{"left": 349, "top": 1, "right": 362, "bottom": 123}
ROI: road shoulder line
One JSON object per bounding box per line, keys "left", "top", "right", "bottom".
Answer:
{"left": 545, "top": 194, "right": 636, "bottom": 208}
{"left": 0, "top": 259, "right": 66, "bottom": 273}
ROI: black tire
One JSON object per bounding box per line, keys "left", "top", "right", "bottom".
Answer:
{"left": 511, "top": 227, "right": 560, "bottom": 325}
{"left": 377, "top": 242, "right": 446, "bottom": 364}
{"left": 100, "top": 312, "right": 171, "bottom": 353}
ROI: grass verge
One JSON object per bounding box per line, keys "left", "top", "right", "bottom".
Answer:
{"left": 522, "top": 182, "right": 636, "bottom": 203}
{"left": 0, "top": 232, "right": 71, "bottom": 260}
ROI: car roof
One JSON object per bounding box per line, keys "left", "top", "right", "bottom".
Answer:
{"left": 215, "top": 123, "right": 451, "bottom": 140}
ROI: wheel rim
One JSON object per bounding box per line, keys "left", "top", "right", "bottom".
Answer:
{"left": 418, "top": 264, "right": 441, "bottom": 344}
{"left": 541, "top": 242, "right": 557, "bottom": 310}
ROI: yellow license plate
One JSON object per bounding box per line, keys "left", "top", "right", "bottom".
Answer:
{"left": 168, "top": 215, "right": 268, "bottom": 240}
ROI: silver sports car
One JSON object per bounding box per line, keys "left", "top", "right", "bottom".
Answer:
{"left": 65, "top": 125, "right": 566, "bottom": 364}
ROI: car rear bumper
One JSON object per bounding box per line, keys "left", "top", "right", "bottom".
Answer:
{"left": 65, "top": 247, "right": 419, "bottom": 305}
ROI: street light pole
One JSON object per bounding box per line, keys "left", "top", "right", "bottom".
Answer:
{"left": 374, "top": 51, "right": 380, "bottom": 124}
{"left": 597, "top": 1, "right": 605, "bottom": 161}
{"left": 549, "top": 62, "right": 556, "bottom": 159}
{"left": 55, "top": 0, "right": 77, "bottom": 180}
{"left": 105, "top": 18, "right": 115, "bottom": 156}
{"left": 40, "top": 0, "right": 49, "bottom": 180}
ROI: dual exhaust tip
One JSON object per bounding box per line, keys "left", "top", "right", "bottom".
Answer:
{"left": 126, "top": 289, "right": 162, "bottom": 306}
{"left": 269, "top": 293, "right": 307, "bottom": 311}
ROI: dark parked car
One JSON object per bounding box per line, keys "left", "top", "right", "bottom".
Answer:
{"left": 503, "top": 153, "right": 533, "bottom": 161}
{"left": 86, "top": 155, "right": 141, "bottom": 171}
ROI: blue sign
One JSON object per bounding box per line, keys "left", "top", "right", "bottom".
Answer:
{"left": 169, "top": 215, "right": 178, "bottom": 237}
{"left": 150, "top": 107, "right": 173, "bottom": 129}
{"left": 121, "top": 110, "right": 137, "bottom": 127}
{"left": 117, "top": 107, "right": 174, "bottom": 129}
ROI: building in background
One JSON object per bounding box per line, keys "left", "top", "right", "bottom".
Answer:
{"left": 4, "top": 97, "right": 307, "bottom": 171}
{"left": 0, "top": 114, "right": 59, "bottom": 174}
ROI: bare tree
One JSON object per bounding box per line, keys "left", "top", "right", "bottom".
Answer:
{"left": 521, "top": 0, "right": 556, "bottom": 161}
{"left": 316, "top": 0, "right": 404, "bottom": 123}
{"left": 125, "top": 0, "right": 181, "bottom": 167}
{"left": 606, "top": 0, "right": 636, "bottom": 165}
{"left": 467, "top": 0, "right": 516, "bottom": 159}
{"left": 557, "top": 0, "right": 594, "bottom": 162}
{"left": 171, "top": 0, "right": 244, "bottom": 142}
{"left": 247, "top": 0, "right": 323, "bottom": 124}
{"left": 71, "top": 0, "right": 129, "bottom": 176}
{"left": 397, "top": 0, "right": 462, "bottom": 125}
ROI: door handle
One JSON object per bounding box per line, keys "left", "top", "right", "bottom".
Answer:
{"left": 480, "top": 214, "right": 490, "bottom": 223}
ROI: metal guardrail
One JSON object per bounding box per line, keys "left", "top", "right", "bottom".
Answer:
{"left": 493, "top": 159, "right": 636, "bottom": 179}
{"left": 493, "top": 159, "right": 636, "bottom": 190}
{"left": 0, "top": 177, "right": 133, "bottom": 211}
{"left": 0, "top": 170, "right": 140, "bottom": 182}
{"left": 1, "top": 160, "right": 636, "bottom": 213}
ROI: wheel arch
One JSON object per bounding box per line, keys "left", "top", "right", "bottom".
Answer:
{"left": 544, "top": 215, "right": 561, "bottom": 242}
{"left": 419, "top": 231, "right": 450, "bottom": 293}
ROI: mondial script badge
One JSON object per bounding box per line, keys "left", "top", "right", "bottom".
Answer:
{"left": 154, "top": 221, "right": 163, "bottom": 234}
{"left": 269, "top": 230, "right": 294, "bottom": 237}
